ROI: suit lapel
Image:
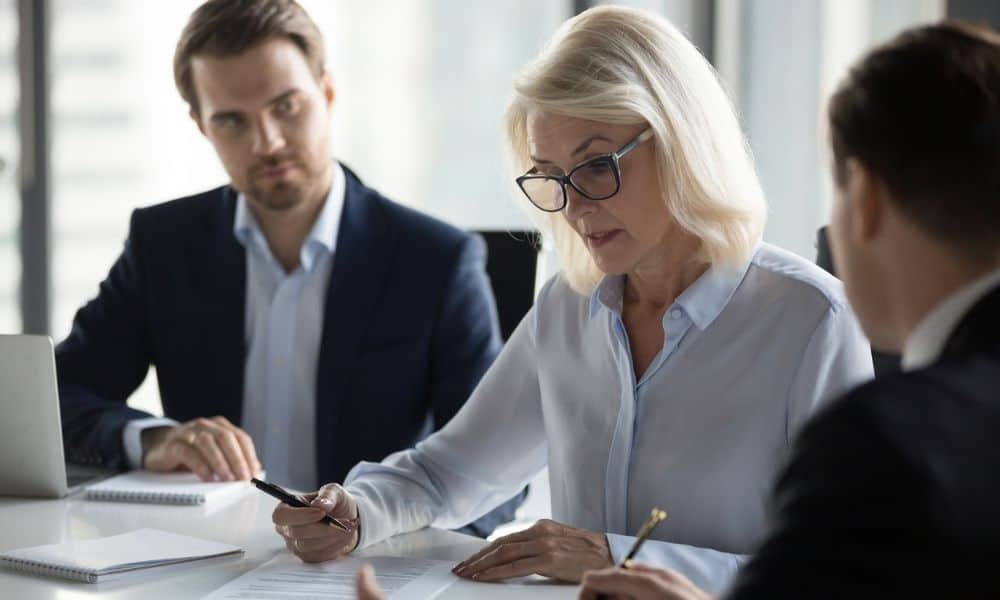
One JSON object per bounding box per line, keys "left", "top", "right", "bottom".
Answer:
{"left": 315, "top": 167, "right": 397, "bottom": 481}
{"left": 205, "top": 186, "right": 247, "bottom": 424}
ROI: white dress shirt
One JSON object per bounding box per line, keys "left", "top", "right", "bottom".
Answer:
{"left": 902, "top": 268, "right": 1000, "bottom": 372}
{"left": 344, "top": 242, "right": 873, "bottom": 594}
{"left": 123, "top": 164, "right": 346, "bottom": 492}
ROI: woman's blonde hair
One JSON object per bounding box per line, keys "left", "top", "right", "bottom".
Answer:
{"left": 504, "top": 6, "right": 767, "bottom": 294}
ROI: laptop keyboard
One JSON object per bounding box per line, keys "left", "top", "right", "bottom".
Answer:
{"left": 67, "top": 471, "right": 93, "bottom": 487}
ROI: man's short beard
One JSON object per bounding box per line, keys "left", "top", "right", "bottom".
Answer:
{"left": 246, "top": 180, "right": 307, "bottom": 212}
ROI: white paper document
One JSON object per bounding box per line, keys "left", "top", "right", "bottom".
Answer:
{"left": 204, "top": 553, "right": 457, "bottom": 599}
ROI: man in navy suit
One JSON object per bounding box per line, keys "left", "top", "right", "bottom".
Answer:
{"left": 56, "top": 0, "right": 520, "bottom": 536}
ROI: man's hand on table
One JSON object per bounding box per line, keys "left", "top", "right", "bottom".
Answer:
{"left": 141, "top": 416, "right": 261, "bottom": 481}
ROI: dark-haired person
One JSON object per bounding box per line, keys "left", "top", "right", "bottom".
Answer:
{"left": 54, "top": 0, "right": 521, "bottom": 537}
{"left": 579, "top": 20, "right": 1000, "bottom": 599}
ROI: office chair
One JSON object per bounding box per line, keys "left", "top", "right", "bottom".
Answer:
{"left": 476, "top": 230, "right": 540, "bottom": 341}
{"left": 816, "top": 226, "right": 901, "bottom": 376}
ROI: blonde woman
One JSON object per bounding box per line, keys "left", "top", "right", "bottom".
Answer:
{"left": 271, "top": 6, "right": 872, "bottom": 594}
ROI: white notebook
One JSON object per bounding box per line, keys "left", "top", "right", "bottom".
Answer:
{"left": 85, "top": 471, "right": 250, "bottom": 505}
{"left": 0, "top": 528, "right": 243, "bottom": 583}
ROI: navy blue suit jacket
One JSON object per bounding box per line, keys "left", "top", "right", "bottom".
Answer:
{"left": 727, "top": 285, "right": 1000, "bottom": 598}
{"left": 56, "top": 166, "right": 519, "bottom": 535}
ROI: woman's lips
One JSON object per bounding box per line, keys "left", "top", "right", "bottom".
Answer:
{"left": 586, "top": 229, "right": 622, "bottom": 249}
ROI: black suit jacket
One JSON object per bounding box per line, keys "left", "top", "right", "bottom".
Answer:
{"left": 56, "top": 165, "right": 520, "bottom": 535}
{"left": 727, "top": 284, "right": 1000, "bottom": 598}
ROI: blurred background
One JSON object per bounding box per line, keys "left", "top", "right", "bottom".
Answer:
{"left": 1, "top": 0, "right": 998, "bottom": 527}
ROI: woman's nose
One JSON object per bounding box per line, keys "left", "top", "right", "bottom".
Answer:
{"left": 563, "top": 185, "right": 595, "bottom": 221}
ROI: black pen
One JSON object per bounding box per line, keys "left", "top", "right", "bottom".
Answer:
{"left": 251, "top": 477, "right": 355, "bottom": 532}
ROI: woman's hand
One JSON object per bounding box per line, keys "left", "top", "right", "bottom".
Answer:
{"left": 272, "top": 482, "right": 360, "bottom": 563}
{"left": 452, "top": 519, "right": 613, "bottom": 583}
{"left": 578, "top": 563, "right": 714, "bottom": 600}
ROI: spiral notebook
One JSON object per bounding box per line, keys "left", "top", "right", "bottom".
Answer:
{"left": 85, "top": 471, "right": 251, "bottom": 505}
{"left": 0, "top": 528, "right": 243, "bottom": 583}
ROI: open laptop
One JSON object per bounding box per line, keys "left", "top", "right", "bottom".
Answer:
{"left": 0, "top": 334, "right": 110, "bottom": 497}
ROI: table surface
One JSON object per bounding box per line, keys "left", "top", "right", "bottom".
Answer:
{"left": 0, "top": 488, "right": 577, "bottom": 599}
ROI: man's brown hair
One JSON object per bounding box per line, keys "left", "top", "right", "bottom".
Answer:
{"left": 174, "top": 0, "right": 326, "bottom": 116}
{"left": 829, "top": 22, "right": 1000, "bottom": 255}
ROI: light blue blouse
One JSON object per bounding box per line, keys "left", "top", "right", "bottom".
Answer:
{"left": 344, "top": 242, "right": 874, "bottom": 594}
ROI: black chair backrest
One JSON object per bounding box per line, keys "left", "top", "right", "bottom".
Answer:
{"left": 476, "top": 230, "right": 540, "bottom": 341}
{"left": 816, "top": 226, "right": 901, "bottom": 377}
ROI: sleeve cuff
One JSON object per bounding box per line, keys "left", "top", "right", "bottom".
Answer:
{"left": 605, "top": 533, "right": 748, "bottom": 595}
{"left": 606, "top": 532, "right": 635, "bottom": 564}
{"left": 122, "top": 417, "right": 179, "bottom": 469}
{"left": 344, "top": 484, "right": 381, "bottom": 551}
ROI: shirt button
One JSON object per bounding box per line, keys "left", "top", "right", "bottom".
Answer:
{"left": 670, "top": 309, "right": 682, "bottom": 319}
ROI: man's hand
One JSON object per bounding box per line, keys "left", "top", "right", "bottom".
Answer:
{"left": 141, "top": 416, "right": 261, "bottom": 481}
{"left": 578, "top": 563, "right": 715, "bottom": 600}
{"left": 452, "top": 519, "right": 613, "bottom": 583}
{"left": 273, "top": 482, "right": 360, "bottom": 563}
{"left": 356, "top": 564, "right": 384, "bottom": 600}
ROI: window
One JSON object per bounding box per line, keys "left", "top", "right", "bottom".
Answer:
{"left": 0, "top": 0, "right": 18, "bottom": 333}
{"left": 597, "top": 0, "right": 944, "bottom": 260}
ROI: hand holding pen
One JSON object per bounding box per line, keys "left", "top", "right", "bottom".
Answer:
{"left": 262, "top": 478, "right": 363, "bottom": 563}
{"left": 580, "top": 507, "right": 702, "bottom": 600}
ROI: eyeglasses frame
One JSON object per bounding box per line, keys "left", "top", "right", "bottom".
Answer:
{"left": 515, "top": 127, "right": 654, "bottom": 213}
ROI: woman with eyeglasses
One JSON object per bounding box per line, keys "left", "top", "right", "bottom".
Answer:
{"left": 271, "top": 6, "right": 873, "bottom": 594}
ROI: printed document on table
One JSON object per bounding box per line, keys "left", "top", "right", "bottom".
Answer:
{"left": 203, "top": 553, "right": 457, "bottom": 599}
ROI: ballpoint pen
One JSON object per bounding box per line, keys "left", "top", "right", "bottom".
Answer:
{"left": 251, "top": 477, "right": 356, "bottom": 533}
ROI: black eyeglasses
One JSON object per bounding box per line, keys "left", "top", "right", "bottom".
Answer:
{"left": 516, "top": 128, "right": 653, "bottom": 212}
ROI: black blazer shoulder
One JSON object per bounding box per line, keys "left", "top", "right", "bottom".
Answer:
{"left": 728, "top": 285, "right": 1000, "bottom": 598}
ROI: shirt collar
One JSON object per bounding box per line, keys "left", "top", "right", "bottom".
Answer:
{"left": 588, "top": 250, "right": 754, "bottom": 330}
{"left": 233, "top": 162, "right": 346, "bottom": 273}
{"left": 902, "top": 267, "right": 1000, "bottom": 371}
{"left": 673, "top": 257, "right": 752, "bottom": 330}
{"left": 589, "top": 275, "right": 625, "bottom": 318}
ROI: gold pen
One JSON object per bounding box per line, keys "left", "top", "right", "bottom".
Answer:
{"left": 595, "top": 508, "right": 668, "bottom": 600}
{"left": 617, "top": 507, "right": 668, "bottom": 568}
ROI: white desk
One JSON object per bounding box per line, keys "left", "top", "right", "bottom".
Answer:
{"left": 0, "top": 490, "right": 576, "bottom": 599}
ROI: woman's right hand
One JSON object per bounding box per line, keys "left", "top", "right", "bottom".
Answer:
{"left": 272, "top": 482, "right": 360, "bottom": 563}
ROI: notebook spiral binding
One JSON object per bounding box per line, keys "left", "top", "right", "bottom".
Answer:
{"left": 85, "top": 489, "right": 205, "bottom": 505}
{"left": 0, "top": 557, "right": 97, "bottom": 583}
